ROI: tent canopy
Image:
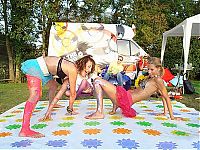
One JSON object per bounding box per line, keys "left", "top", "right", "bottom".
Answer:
{"left": 161, "top": 14, "right": 200, "bottom": 76}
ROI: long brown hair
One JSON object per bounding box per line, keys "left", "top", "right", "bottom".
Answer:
{"left": 148, "top": 57, "right": 164, "bottom": 76}
{"left": 75, "top": 55, "right": 95, "bottom": 76}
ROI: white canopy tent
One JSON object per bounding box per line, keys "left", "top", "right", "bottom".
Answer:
{"left": 161, "top": 14, "right": 200, "bottom": 78}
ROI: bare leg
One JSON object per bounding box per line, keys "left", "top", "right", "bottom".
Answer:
{"left": 19, "top": 75, "right": 45, "bottom": 138}
{"left": 85, "top": 78, "right": 117, "bottom": 119}
{"left": 47, "top": 80, "right": 63, "bottom": 108}
{"left": 109, "top": 104, "right": 119, "bottom": 115}
{"left": 76, "top": 79, "right": 90, "bottom": 97}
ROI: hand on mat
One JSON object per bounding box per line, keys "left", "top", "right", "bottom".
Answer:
{"left": 39, "top": 113, "right": 52, "bottom": 122}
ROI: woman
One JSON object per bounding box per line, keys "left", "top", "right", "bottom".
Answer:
{"left": 85, "top": 57, "right": 181, "bottom": 120}
{"left": 65, "top": 56, "right": 95, "bottom": 98}
{"left": 19, "top": 55, "right": 94, "bottom": 138}
{"left": 39, "top": 55, "right": 95, "bottom": 119}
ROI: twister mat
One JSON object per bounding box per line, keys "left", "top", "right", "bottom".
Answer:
{"left": 0, "top": 99, "right": 199, "bottom": 149}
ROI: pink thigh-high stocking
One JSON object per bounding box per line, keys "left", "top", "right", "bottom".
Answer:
{"left": 19, "top": 75, "right": 44, "bottom": 138}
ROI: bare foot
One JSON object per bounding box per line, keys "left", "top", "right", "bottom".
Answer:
{"left": 19, "top": 128, "right": 45, "bottom": 138}
{"left": 109, "top": 111, "right": 116, "bottom": 115}
{"left": 109, "top": 105, "right": 119, "bottom": 115}
{"left": 85, "top": 111, "right": 104, "bottom": 119}
{"left": 53, "top": 104, "right": 64, "bottom": 108}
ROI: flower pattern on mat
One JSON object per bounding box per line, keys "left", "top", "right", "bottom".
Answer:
{"left": 186, "top": 123, "right": 200, "bottom": 128}
{"left": 0, "top": 132, "right": 12, "bottom": 137}
{"left": 173, "top": 105, "right": 182, "bottom": 108}
{"left": 192, "top": 141, "right": 200, "bottom": 149}
{"left": 110, "top": 121, "right": 126, "bottom": 126}
{"left": 105, "top": 104, "right": 112, "bottom": 107}
{"left": 73, "top": 104, "right": 79, "bottom": 107}
{"left": 5, "top": 124, "right": 21, "bottom": 130}
{"left": 156, "top": 105, "right": 164, "bottom": 108}
{"left": 132, "top": 116, "right": 145, "bottom": 120}
{"left": 88, "top": 104, "right": 96, "bottom": 107}
{"left": 4, "top": 115, "right": 15, "bottom": 118}
{"left": 58, "top": 122, "right": 74, "bottom": 127}
{"left": 11, "top": 110, "right": 22, "bottom": 113}
{"left": 143, "top": 129, "right": 161, "bottom": 136}
{"left": 171, "top": 130, "right": 189, "bottom": 136}
{"left": 180, "top": 109, "right": 191, "bottom": 112}
{"left": 187, "top": 112, "right": 199, "bottom": 116}
{"left": 156, "top": 141, "right": 177, "bottom": 150}
{"left": 84, "top": 121, "right": 100, "bottom": 126}
{"left": 140, "top": 105, "right": 148, "bottom": 108}
{"left": 46, "top": 139, "right": 68, "bottom": 147}
{"left": 113, "top": 128, "right": 132, "bottom": 134}
{"left": 62, "top": 116, "right": 75, "bottom": 120}
{"left": 33, "top": 109, "right": 41, "bottom": 113}
{"left": 35, "top": 106, "right": 45, "bottom": 109}
{"left": 162, "top": 122, "right": 177, "bottom": 128}
{"left": 83, "top": 128, "right": 101, "bottom": 135}
{"left": 172, "top": 112, "right": 181, "bottom": 115}
{"left": 11, "top": 139, "right": 33, "bottom": 148}
{"left": 81, "top": 139, "right": 102, "bottom": 148}
{"left": 180, "top": 117, "right": 190, "bottom": 121}
{"left": 52, "top": 130, "right": 71, "bottom": 136}
{"left": 143, "top": 109, "right": 154, "bottom": 112}
{"left": 32, "top": 123, "right": 48, "bottom": 129}
{"left": 18, "top": 107, "right": 24, "bottom": 109}
{"left": 136, "top": 121, "right": 152, "bottom": 127}
{"left": 117, "top": 139, "right": 139, "bottom": 149}
{"left": 87, "top": 108, "right": 97, "bottom": 110}
{"left": 0, "top": 119, "right": 6, "bottom": 122}
{"left": 148, "top": 112, "right": 158, "bottom": 116}
{"left": 15, "top": 119, "right": 22, "bottom": 122}
{"left": 109, "top": 116, "right": 122, "bottom": 120}
{"left": 155, "top": 117, "right": 168, "bottom": 120}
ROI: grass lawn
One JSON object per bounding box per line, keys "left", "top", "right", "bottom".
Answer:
{"left": 0, "top": 81, "right": 199, "bottom": 114}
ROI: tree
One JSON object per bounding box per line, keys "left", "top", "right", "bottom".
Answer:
{"left": 132, "top": 0, "right": 168, "bottom": 56}
{"left": 1, "top": 0, "right": 15, "bottom": 81}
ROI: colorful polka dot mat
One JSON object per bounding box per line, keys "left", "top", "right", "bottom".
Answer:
{"left": 0, "top": 99, "right": 199, "bottom": 149}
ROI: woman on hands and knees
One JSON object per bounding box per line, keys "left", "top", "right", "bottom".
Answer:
{"left": 85, "top": 57, "right": 181, "bottom": 121}
{"left": 39, "top": 55, "right": 95, "bottom": 121}
{"left": 19, "top": 55, "right": 77, "bottom": 138}
{"left": 65, "top": 55, "right": 95, "bottom": 99}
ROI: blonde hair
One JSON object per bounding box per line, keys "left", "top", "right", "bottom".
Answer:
{"left": 148, "top": 57, "right": 164, "bottom": 76}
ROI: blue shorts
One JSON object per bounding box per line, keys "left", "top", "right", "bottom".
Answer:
{"left": 21, "top": 59, "right": 53, "bottom": 86}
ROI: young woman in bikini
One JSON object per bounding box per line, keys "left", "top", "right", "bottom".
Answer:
{"left": 85, "top": 57, "right": 181, "bottom": 121}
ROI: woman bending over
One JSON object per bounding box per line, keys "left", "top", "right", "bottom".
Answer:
{"left": 85, "top": 57, "right": 181, "bottom": 120}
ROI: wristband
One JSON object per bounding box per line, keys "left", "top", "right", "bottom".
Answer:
{"left": 67, "top": 106, "right": 73, "bottom": 114}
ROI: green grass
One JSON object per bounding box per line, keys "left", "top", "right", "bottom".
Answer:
{"left": 0, "top": 81, "right": 199, "bottom": 114}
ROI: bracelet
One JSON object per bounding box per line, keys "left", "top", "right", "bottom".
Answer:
{"left": 67, "top": 106, "right": 73, "bottom": 114}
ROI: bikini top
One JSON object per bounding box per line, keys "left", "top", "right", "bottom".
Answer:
{"left": 57, "top": 57, "right": 68, "bottom": 79}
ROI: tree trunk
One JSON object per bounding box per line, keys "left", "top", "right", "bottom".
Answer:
{"left": 15, "top": 63, "right": 21, "bottom": 83}
{"left": 2, "top": 0, "right": 15, "bottom": 81}
{"left": 6, "top": 37, "right": 15, "bottom": 81}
